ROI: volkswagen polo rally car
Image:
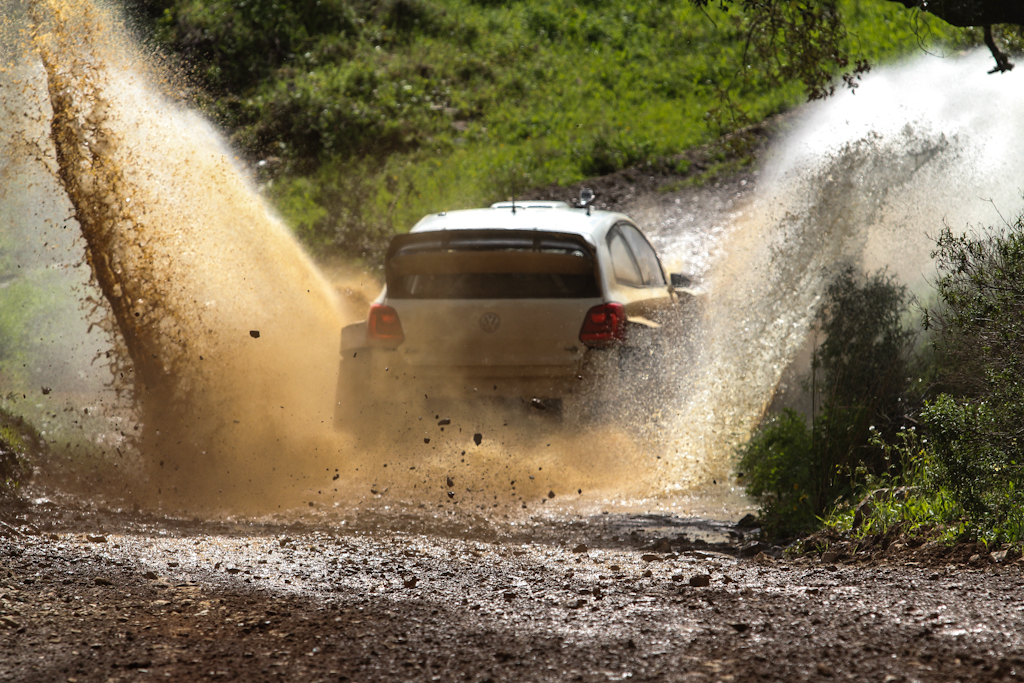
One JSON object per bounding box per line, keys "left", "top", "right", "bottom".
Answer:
{"left": 334, "top": 194, "right": 696, "bottom": 427}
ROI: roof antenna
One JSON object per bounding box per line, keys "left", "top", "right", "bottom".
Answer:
{"left": 578, "top": 187, "right": 595, "bottom": 216}
{"left": 511, "top": 192, "right": 516, "bottom": 215}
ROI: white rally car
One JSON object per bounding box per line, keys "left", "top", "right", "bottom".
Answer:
{"left": 334, "top": 194, "right": 696, "bottom": 426}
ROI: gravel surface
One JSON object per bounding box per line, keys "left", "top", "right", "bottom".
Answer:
{"left": 3, "top": 501, "right": 1024, "bottom": 682}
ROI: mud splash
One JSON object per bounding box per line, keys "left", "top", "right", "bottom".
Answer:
{"left": 6, "top": 0, "right": 1024, "bottom": 522}
{"left": 642, "top": 51, "right": 1024, "bottom": 493}
{"left": 25, "top": 0, "right": 349, "bottom": 503}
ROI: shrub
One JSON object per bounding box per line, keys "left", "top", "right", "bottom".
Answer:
{"left": 920, "top": 219, "right": 1024, "bottom": 541}
{"left": 738, "top": 267, "right": 916, "bottom": 539}
{"left": 0, "top": 406, "right": 43, "bottom": 496}
{"left": 738, "top": 409, "right": 816, "bottom": 536}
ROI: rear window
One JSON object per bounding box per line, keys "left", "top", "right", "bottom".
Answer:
{"left": 386, "top": 230, "right": 601, "bottom": 300}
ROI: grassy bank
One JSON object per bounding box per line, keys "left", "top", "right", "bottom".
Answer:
{"left": 133, "top": 0, "right": 959, "bottom": 262}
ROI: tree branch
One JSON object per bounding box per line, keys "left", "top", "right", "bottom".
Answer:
{"left": 984, "top": 24, "right": 1014, "bottom": 73}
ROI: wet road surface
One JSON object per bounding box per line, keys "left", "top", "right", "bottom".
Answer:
{"left": 3, "top": 500, "right": 1024, "bottom": 682}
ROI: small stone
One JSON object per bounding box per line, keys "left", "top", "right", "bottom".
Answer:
{"left": 143, "top": 571, "right": 158, "bottom": 579}
{"left": 642, "top": 570, "right": 653, "bottom": 578}
{"left": 754, "top": 552, "right": 775, "bottom": 565}
{"left": 592, "top": 586, "right": 603, "bottom": 600}
{"left": 249, "top": 330, "right": 260, "bottom": 339}
{"left": 473, "top": 433, "right": 483, "bottom": 446}
{"left": 447, "top": 476, "right": 454, "bottom": 487}
{"left": 0, "top": 616, "right": 20, "bottom": 629}
{"left": 969, "top": 554, "right": 982, "bottom": 565}
{"left": 404, "top": 577, "right": 419, "bottom": 589}
{"left": 689, "top": 574, "right": 711, "bottom": 588}
{"left": 566, "top": 598, "right": 586, "bottom": 609}
{"left": 167, "top": 561, "right": 179, "bottom": 568}
{"left": 547, "top": 491, "right": 555, "bottom": 499}
{"left": 423, "top": 438, "right": 430, "bottom": 444}
{"left": 94, "top": 577, "right": 113, "bottom": 586}
{"left": 991, "top": 550, "right": 1009, "bottom": 564}
{"left": 739, "top": 541, "right": 768, "bottom": 557}
{"left": 729, "top": 623, "right": 749, "bottom": 633}
{"left": 821, "top": 551, "right": 838, "bottom": 564}
{"left": 447, "top": 491, "right": 455, "bottom": 499}
{"left": 640, "top": 554, "right": 663, "bottom": 563}
{"left": 87, "top": 535, "right": 107, "bottom": 544}
{"left": 225, "top": 567, "right": 240, "bottom": 575}
{"left": 736, "top": 514, "right": 759, "bottom": 528}
{"left": 816, "top": 662, "right": 835, "bottom": 677}
{"left": 671, "top": 574, "right": 684, "bottom": 582}
{"left": 438, "top": 418, "right": 451, "bottom": 426}
{"left": 571, "top": 544, "right": 588, "bottom": 554}
{"left": 502, "top": 591, "right": 516, "bottom": 602}
{"left": 722, "top": 575, "right": 735, "bottom": 584}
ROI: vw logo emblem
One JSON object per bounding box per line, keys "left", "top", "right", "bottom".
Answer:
{"left": 479, "top": 312, "right": 501, "bottom": 334}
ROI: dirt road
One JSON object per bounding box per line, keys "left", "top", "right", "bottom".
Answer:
{"left": 3, "top": 499, "right": 1023, "bottom": 683}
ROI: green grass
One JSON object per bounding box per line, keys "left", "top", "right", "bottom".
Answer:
{"left": 139, "top": 0, "right": 962, "bottom": 262}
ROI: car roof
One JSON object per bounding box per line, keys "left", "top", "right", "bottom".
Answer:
{"left": 408, "top": 203, "right": 633, "bottom": 243}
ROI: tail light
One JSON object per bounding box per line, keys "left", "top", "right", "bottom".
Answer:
{"left": 579, "top": 302, "right": 626, "bottom": 348}
{"left": 367, "top": 303, "right": 404, "bottom": 346}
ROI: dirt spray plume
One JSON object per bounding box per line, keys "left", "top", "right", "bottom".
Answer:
{"left": 645, "top": 51, "right": 1024, "bottom": 499}
{"left": 25, "top": 0, "right": 352, "bottom": 506}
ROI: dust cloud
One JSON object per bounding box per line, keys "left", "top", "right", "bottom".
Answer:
{"left": 4, "top": 0, "right": 1024, "bottom": 524}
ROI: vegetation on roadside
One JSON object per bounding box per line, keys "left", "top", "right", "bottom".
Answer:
{"left": 738, "top": 267, "right": 917, "bottom": 539}
{"left": 0, "top": 405, "right": 44, "bottom": 495}
{"left": 128, "top": 0, "right": 960, "bottom": 262}
{"left": 742, "top": 215, "right": 1024, "bottom": 549}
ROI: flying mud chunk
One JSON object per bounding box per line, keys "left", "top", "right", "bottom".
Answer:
{"left": 249, "top": 330, "right": 260, "bottom": 339}
{"left": 473, "top": 433, "right": 482, "bottom": 445}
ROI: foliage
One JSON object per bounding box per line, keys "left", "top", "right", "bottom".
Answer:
{"left": 133, "top": 0, "right": 961, "bottom": 262}
{"left": 918, "top": 218, "right": 1024, "bottom": 542}
{"left": 738, "top": 408, "right": 817, "bottom": 536}
{"left": 692, "top": 0, "right": 867, "bottom": 117}
{"left": 815, "top": 217, "right": 1024, "bottom": 547}
{"left": 738, "top": 267, "right": 916, "bottom": 540}
{"left": 811, "top": 267, "right": 916, "bottom": 473}
{"left": 822, "top": 427, "right": 951, "bottom": 538}
{"left": 0, "top": 404, "right": 42, "bottom": 495}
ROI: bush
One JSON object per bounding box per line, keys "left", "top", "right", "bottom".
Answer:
{"left": 738, "top": 409, "right": 816, "bottom": 536}
{"left": 920, "top": 219, "right": 1024, "bottom": 541}
{"left": 738, "top": 267, "right": 916, "bottom": 539}
{"left": 0, "top": 406, "right": 43, "bottom": 496}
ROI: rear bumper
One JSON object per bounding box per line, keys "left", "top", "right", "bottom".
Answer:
{"left": 356, "top": 348, "right": 587, "bottom": 400}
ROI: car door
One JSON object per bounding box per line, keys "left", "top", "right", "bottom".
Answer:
{"left": 605, "top": 222, "right": 673, "bottom": 323}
